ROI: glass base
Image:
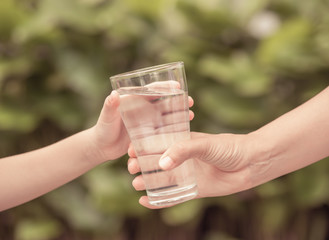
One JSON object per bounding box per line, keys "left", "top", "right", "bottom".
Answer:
{"left": 148, "top": 184, "right": 198, "bottom": 206}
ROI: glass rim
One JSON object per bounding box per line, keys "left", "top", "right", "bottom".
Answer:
{"left": 110, "top": 61, "right": 184, "bottom": 82}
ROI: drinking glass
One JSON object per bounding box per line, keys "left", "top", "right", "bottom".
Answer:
{"left": 110, "top": 62, "right": 197, "bottom": 206}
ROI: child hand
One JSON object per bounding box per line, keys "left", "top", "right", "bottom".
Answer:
{"left": 89, "top": 91, "right": 194, "bottom": 164}
{"left": 90, "top": 91, "right": 131, "bottom": 163}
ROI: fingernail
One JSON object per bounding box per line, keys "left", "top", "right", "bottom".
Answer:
{"left": 159, "top": 156, "right": 174, "bottom": 170}
{"left": 127, "top": 162, "right": 133, "bottom": 174}
{"left": 132, "top": 177, "right": 138, "bottom": 187}
{"left": 107, "top": 91, "right": 114, "bottom": 103}
{"left": 108, "top": 91, "right": 119, "bottom": 105}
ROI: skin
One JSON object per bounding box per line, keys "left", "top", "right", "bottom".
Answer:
{"left": 0, "top": 91, "right": 194, "bottom": 211}
{"left": 128, "top": 86, "right": 329, "bottom": 209}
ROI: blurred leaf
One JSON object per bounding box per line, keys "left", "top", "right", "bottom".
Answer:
{"left": 198, "top": 55, "right": 234, "bottom": 84}
{"left": 45, "top": 182, "right": 119, "bottom": 233}
{"left": 125, "top": 0, "right": 167, "bottom": 20}
{"left": 34, "top": 94, "right": 86, "bottom": 131}
{"left": 231, "top": 0, "right": 270, "bottom": 23}
{"left": 256, "top": 18, "right": 320, "bottom": 72}
{"left": 257, "top": 198, "right": 289, "bottom": 234}
{"left": 255, "top": 179, "right": 287, "bottom": 198}
{"left": 199, "top": 87, "right": 266, "bottom": 128}
{"left": 15, "top": 219, "right": 61, "bottom": 240}
{"left": 0, "top": 58, "right": 32, "bottom": 82}
{"left": 288, "top": 159, "right": 329, "bottom": 208}
{"left": 56, "top": 51, "right": 103, "bottom": 99}
{"left": 161, "top": 199, "right": 202, "bottom": 225}
{"left": 203, "top": 231, "right": 239, "bottom": 240}
{"left": 199, "top": 53, "right": 272, "bottom": 96}
{"left": 83, "top": 165, "right": 146, "bottom": 216}
{"left": 0, "top": 104, "right": 38, "bottom": 132}
{"left": 37, "top": 0, "right": 97, "bottom": 32}
{"left": 0, "top": 0, "right": 27, "bottom": 40}
{"left": 178, "top": 0, "right": 236, "bottom": 35}
{"left": 308, "top": 212, "right": 328, "bottom": 240}
{"left": 13, "top": 0, "right": 100, "bottom": 43}
{"left": 314, "top": 23, "right": 329, "bottom": 63}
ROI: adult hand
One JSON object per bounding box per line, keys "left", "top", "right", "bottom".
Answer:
{"left": 128, "top": 132, "right": 254, "bottom": 209}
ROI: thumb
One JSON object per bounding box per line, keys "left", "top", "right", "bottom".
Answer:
{"left": 159, "top": 136, "right": 213, "bottom": 170}
{"left": 98, "top": 91, "right": 120, "bottom": 124}
{"left": 159, "top": 133, "right": 246, "bottom": 172}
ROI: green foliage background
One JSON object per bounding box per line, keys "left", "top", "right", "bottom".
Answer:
{"left": 1, "top": 0, "right": 329, "bottom": 239}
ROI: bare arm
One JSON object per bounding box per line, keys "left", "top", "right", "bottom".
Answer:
{"left": 0, "top": 91, "right": 194, "bottom": 211}
{"left": 0, "top": 91, "right": 130, "bottom": 211}
{"left": 127, "top": 86, "right": 329, "bottom": 208}
{"left": 0, "top": 130, "right": 98, "bottom": 211}
{"left": 249, "top": 86, "right": 329, "bottom": 187}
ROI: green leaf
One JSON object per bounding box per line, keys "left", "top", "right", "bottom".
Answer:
{"left": 256, "top": 179, "right": 287, "bottom": 198}
{"left": 198, "top": 55, "right": 234, "bottom": 84}
{"left": 83, "top": 165, "right": 146, "bottom": 216}
{"left": 125, "top": 0, "right": 167, "bottom": 20}
{"left": 198, "top": 87, "right": 266, "bottom": 128}
{"left": 0, "top": 104, "right": 38, "bottom": 132}
{"left": 288, "top": 159, "right": 329, "bottom": 208}
{"left": 15, "top": 219, "right": 61, "bottom": 240}
{"left": 45, "top": 182, "right": 119, "bottom": 232}
{"left": 0, "top": 0, "right": 27, "bottom": 39}
{"left": 256, "top": 18, "right": 313, "bottom": 70}
{"left": 257, "top": 198, "right": 289, "bottom": 234}
{"left": 199, "top": 54, "right": 272, "bottom": 97}
{"left": 161, "top": 199, "right": 202, "bottom": 225}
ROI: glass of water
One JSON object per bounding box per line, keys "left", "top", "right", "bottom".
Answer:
{"left": 110, "top": 62, "right": 198, "bottom": 206}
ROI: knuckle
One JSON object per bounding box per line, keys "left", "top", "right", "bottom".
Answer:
{"left": 172, "top": 141, "right": 187, "bottom": 159}
{"left": 200, "top": 138, "right": 215, "bottom": 160}
{"left": 213, "top": 134, "right": 243, "bottom": 171}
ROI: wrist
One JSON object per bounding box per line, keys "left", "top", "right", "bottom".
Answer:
{"left": 80, "top": 128, "right": 108, "bottom": 167}
{"left": 245, "top": 130, "right": 274, "bottom": 189}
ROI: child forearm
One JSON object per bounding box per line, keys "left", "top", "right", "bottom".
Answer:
{"left": 0, "top": 129, "right": 98, "bottom": 211}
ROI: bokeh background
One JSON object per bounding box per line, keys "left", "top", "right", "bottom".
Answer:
{"left": 1, "top": 0, "right": 329, "bottom": 239}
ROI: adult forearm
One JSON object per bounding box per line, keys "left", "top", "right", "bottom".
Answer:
{"left": 248, "top": 86, "right": 329, "bottom": 187}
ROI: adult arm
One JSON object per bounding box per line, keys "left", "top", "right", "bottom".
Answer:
{"left": 128, "top": 86, "right": 329, "bottom": 208}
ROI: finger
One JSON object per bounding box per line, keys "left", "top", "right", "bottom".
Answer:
{"left": 119, "top": 95, "right": 159, "bottom": 128}
{"left": 128, "top": 143, "right": 137, "bottom": 158}
{"left": 127, "top": 157, "right": 141, "bottom": 174}
{"left": 191, "top": 132, "right": 209, "bottom": 138}
{"left": 155, "top": 94, "right": 187, "bottom": 114}
{"left": 133, "top": 131, "right": 189, "bottom": 155}
{"left": 159, "top": 111, "right": 188, "bottom": 126}
{"left": 155, "top": 122, "right": 189, "bottom": 135}
{"left": 146, "top": 80, "right": 180, "bottom": 90}
{"left": 189, "top": 110, "right": 194, "bottom": 120}
{"left": 188, "top": 96, "right": 194, "bottom": 108}
{"left": 139, "top": 196, "right": 160, "bottom": 209}
{"left": 139, "top": 196, "right": 178, "bottom": 209}
{"left": 159, "top": 136, "right": 212, "bottom": 170}
{"left": 132, "top": 175, "right": 145, "bottom": 191}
